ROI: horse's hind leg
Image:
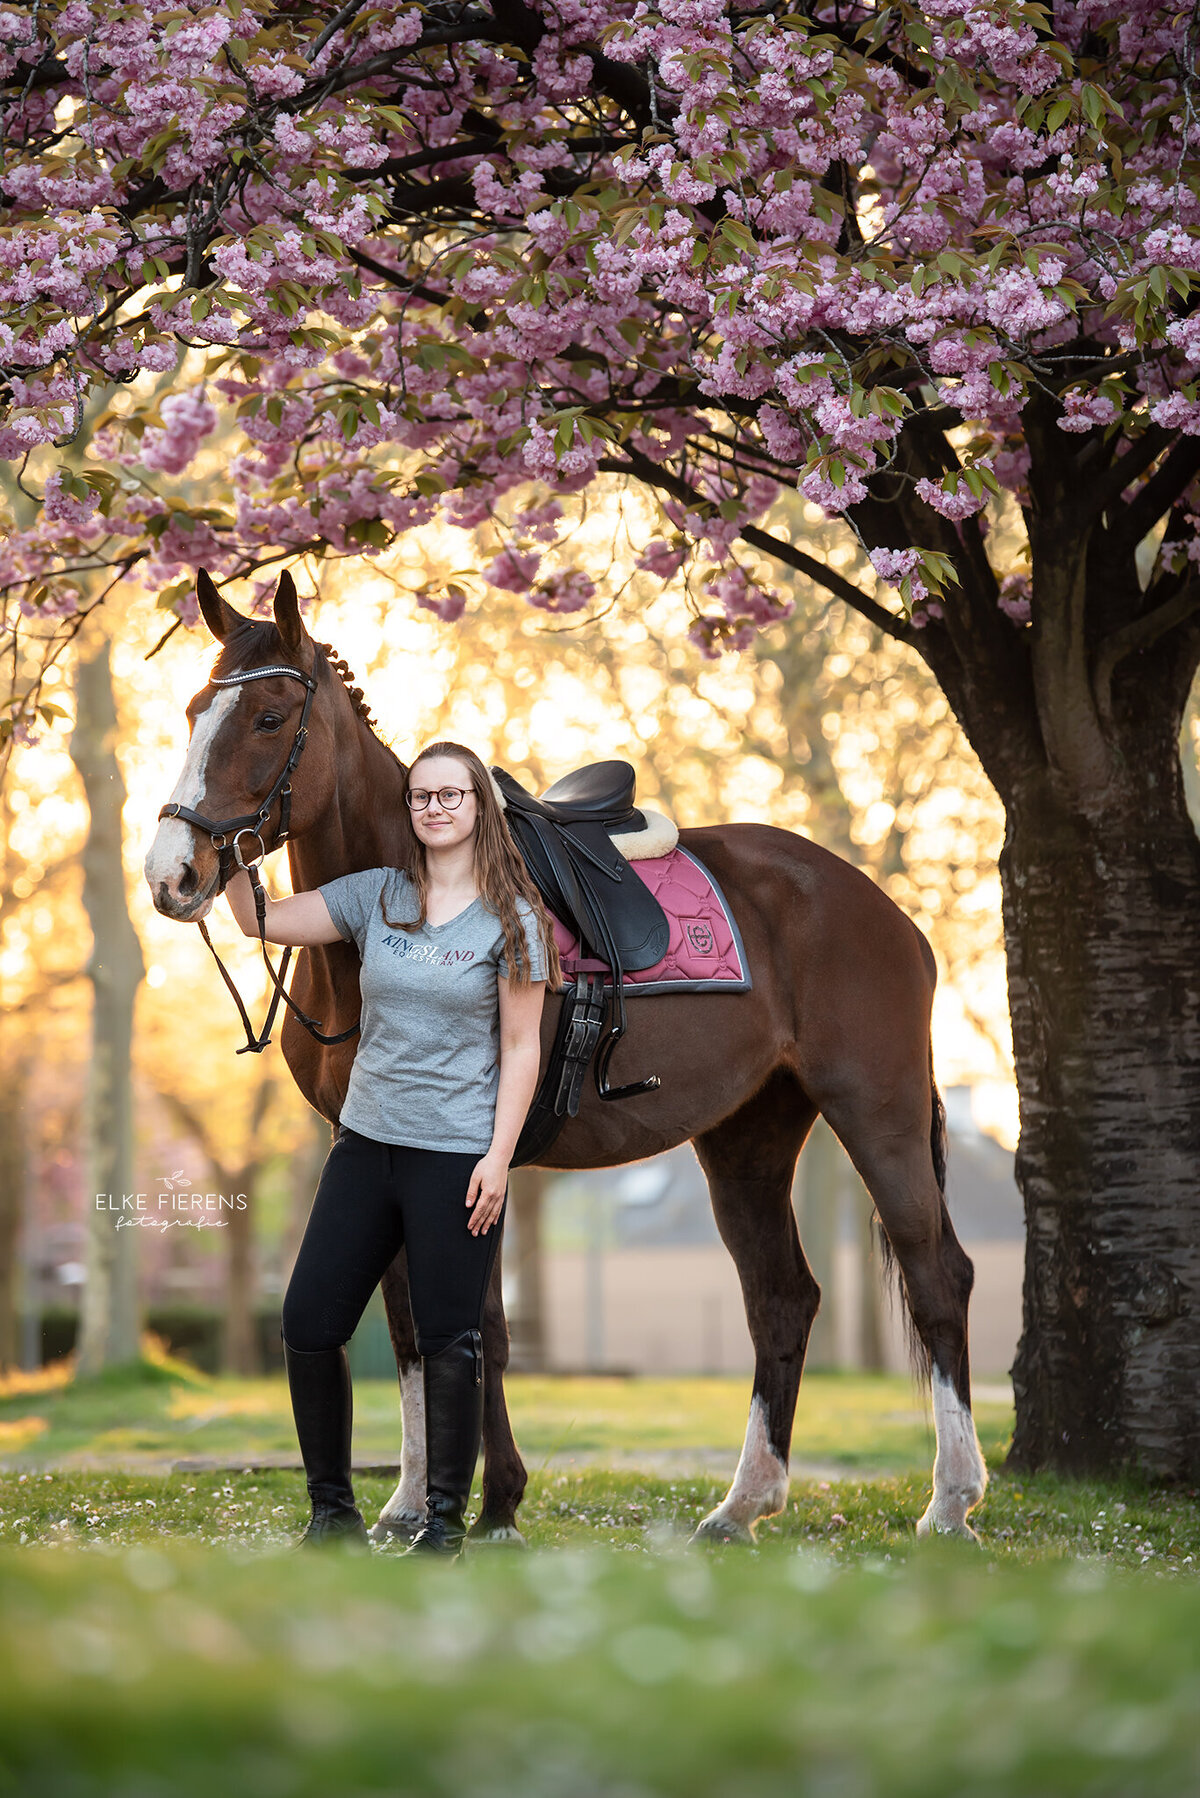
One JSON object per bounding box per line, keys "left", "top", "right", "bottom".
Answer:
{"left": 690, "top": 1071, "right": 820, "bottom": 1544}
{"left": 468, "top": 1241, "right": 529, "bottom": 1544}
{"left": 372, "top": 1249, "right": 427, "bottom": 1542}
{"left": 824, "top": 1079, "right": 987, "bottom": 1539}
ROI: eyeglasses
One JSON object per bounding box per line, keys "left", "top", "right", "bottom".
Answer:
{"left": 406, "top": 786, "right": 472, "bottom": 811}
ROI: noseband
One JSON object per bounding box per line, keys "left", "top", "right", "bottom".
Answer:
{"left": 158, "top": 658, "right": 358, "bottom": 1055}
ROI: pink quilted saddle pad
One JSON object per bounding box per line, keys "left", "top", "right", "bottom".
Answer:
{"left": 550, "top": 846, "right": 751, "bottom": 994}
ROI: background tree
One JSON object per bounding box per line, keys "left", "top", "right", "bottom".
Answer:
{"left": 0, "top": 780, "right": 86, "bottom": 1370}
{"left": 69, "top": 632, "right": 145, "bottom": 1372}
{"left": 4, "top": 0, "right": 1199, "bottom": 1470}
{"left": 155, "top": 1074, "right": 278, "bottom": 1375}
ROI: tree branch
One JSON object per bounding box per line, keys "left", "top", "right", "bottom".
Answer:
{"left": 306, "top": 0, "right": 372, "bottom": 64}
{"left": 349, "top": 247, "right": 450, "bottom": 309}
{"left": 1084, "top": 425, "right": 1173, "bottom": 522}
{"left": 1093, "top": 579, "right": 1200, "bottom": 716}
{"left": 1106, "top": 437, "right": 1200, "bottom": 552}
{"left": 596, "top": 449, "right": 914, "bottom": 643}
{"left": 740, "top": 523, "right": 914, "bottom": 642}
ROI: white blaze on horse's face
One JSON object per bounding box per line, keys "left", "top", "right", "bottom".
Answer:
{"left": 143, "top": 686, "right": 240, "bottom": 919}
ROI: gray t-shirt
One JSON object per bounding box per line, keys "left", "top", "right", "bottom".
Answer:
{"left": 319, "top": 867, "right": 548, "bottom": 1154}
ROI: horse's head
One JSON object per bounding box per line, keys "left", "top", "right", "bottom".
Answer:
{"left": 145, "top": 568, "right": 340, "bottom": 921}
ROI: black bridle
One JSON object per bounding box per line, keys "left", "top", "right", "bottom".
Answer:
{"left": 158, "top": 660, "right": 358, "bottom": 1054}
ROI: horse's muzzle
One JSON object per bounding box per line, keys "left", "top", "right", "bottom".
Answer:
{"left": 149, "top": 874, "right": 219, "bottom": 923}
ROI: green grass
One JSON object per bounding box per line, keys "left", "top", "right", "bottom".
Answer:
{"left": 1, "top": 1540, "right": 1198, "bottom": 1798}
{"left": 2, "top": 1358, "right": 1197, "bottom": 1570}
{"left": 3, "top": 1361, "right": 1198, "bottom": 1794}
{"left": 2, "top": 1462, "right": 1198, "bottom": 1572}
{"left": 0, "top": 1359, "right": 1015, "bottom": 1475}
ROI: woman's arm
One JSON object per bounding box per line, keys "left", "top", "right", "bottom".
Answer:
{"left": 465, "top": 974, "right": 546, "bottom": 1235}
{"left": 224, "top": 867, "right": 346, "bottom": 947}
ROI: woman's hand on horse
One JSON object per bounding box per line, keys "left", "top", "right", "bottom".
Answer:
{"left": 225, "top": 870, "right": 345, "bottom": 947}
{"left": 465, "top": 1153, "right": 508, "bottom": 1235}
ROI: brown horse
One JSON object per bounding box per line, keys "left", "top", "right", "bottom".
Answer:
{"left": 144, "top": 573, "right": 987, "bottom": 1544}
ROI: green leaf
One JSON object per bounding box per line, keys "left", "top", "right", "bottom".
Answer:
{"left": 1046, "top": 95, "right": 1073, "bottom": 134}
{"left": 156, "top": 579, "right": 192, "bottom": 612}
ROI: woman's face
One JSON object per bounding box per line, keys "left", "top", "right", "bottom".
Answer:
{"left": 408, "top": 754, "right": 479, "bottom": 854}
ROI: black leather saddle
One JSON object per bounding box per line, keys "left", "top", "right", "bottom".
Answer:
{"left": 494, "top": 761, "right": 669, "bottom": 974}
{"left": 510, "top": 760, "right": 638, "bottom": 828}
{"left": 495, "top": 760, "right": 669, "bottom": 1161}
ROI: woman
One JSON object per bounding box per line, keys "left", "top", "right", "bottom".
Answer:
{"left": 224, "top": 741, "right": 559, "bottom": 1556}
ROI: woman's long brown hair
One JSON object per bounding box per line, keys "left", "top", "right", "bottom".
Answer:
{"left": 384, "top": 741, "right": 562, "bottom": 990}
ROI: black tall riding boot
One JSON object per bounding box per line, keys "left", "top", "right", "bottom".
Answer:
{"left": 405, "top": 1329, "right": 484, "bottom": 1557}
{"left": 283, "top": 1340, "right": 370, "bottom": 1550}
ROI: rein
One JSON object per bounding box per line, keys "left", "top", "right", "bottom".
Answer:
{"left": 158, "top": 660, "right": 359, "bottom": 1055}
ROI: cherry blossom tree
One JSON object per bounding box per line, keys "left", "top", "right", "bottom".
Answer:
{"left": 4, "top": 0, "right": 1200, "bottom": 1475}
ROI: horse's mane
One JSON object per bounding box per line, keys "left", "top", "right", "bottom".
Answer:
{"left": 210, "top": 619, "right": 384, "bottom": 737}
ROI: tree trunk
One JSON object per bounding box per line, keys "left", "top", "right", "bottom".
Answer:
{"left": 1003, "top": 765, "right": 1200, "bottom": 1478}
{"left": 71, "top": 638, "right": 145, "bottom": 1373}
{"left": 222, "top": 1167, "right": 259, "bottom": 1376}
{"left": 505, "top": 1166, "right": 546, "bottom": 1373}
{"left": 0, "top": 1045, "right": 27, "bottom": 1372}
{"left": 796, "top": 1118, "right": 840, "bottom": 1369}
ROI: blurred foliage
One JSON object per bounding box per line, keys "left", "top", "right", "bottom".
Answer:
{"left": 0, "top": 1531, "right": 1197, "bottom": 1798}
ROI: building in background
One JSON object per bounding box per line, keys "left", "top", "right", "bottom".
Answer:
{"left": 530, "top": 1085, "right": 1022, "bottom": 1379}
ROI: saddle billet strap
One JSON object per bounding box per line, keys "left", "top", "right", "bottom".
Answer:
{"left": 502, "top": 804, "right": 659, "bottom": 1104}
{"left": 511, "top": 973, "right": 608, "bottom": 1167}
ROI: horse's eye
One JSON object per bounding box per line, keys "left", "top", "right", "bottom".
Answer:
{"left": 257, "top": 713, "right": 284, "bottom": 732}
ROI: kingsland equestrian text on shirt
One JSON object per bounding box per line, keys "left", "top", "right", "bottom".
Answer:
{"left": 319, "top": 867, "right": 546, "bottom": 1155}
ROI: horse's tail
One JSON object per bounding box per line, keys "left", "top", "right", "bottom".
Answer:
{"left": 875, "top": 1034, "right": 945, "bottom": 1383}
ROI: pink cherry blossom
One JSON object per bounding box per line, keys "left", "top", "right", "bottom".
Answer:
{"left": 0, "top": 0, "right": 1195, "bottom": 670}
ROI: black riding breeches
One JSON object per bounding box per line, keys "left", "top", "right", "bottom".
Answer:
{"left": 281, "top": 1127, "right": 505, "bottom": 1357}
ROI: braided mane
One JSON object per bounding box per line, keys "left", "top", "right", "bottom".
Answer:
{"left": 210, "top": 617, "right": 391, "bottom": 749}
{"left": 312, "top": 639, "right": 377, "bottom": 729}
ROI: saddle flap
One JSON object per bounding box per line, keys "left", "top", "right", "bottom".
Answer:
{"left": 495, "top": 766, "right": 671, "bottom": 973}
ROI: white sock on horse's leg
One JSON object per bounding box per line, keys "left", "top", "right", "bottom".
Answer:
{"left": 374, "top": 1361, "right": 427, "bottom": 1537}
{"left": 917, "top": 1364, "right": 988, "bottom": 1539}
{"left": 692, "top": 1393, "right": 790, "bottom": 1544}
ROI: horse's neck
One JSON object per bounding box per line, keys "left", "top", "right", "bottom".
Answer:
{"left": 287, "top": 714, "right": 409, "bottom": 894}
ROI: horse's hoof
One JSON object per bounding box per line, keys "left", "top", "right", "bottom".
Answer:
{"left": 369, "top": 1510, "right": 425, "bottom": 1545}
{"left": 917, "top": 1502, "right": 981, "bottom": 1544}
{"left": 689, "top": 1513, "right": 755, "bottom": 1547}
{"left": 466, "top": 1521, "right": 527, "bottom": 1548}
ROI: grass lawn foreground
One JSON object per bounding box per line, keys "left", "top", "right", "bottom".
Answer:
{"left": 1, "top": 1355, "right": 1197, "bottom": 1796}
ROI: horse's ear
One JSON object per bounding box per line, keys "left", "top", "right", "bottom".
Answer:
{"left": 273, "top": 569, "right": 306, "bottom": 653}
{"left": 195, "top": 568, "right": 245, "bottom": 642}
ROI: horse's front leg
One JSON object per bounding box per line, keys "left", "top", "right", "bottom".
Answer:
{"left": 370, "top": 1249, "right": 427, "bottom": 1543}
{"left": 470, "top": 1235, "right": 529, "bottom": 1544}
